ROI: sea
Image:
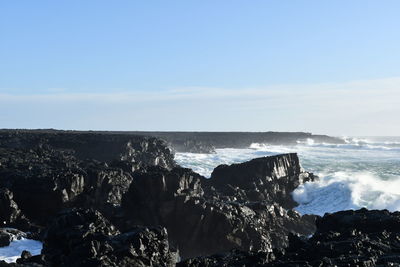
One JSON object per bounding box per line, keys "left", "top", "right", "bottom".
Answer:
{"left": 0, "top": 237, "right": 42, "bottom": 263}
{"left": 175, "top": 137, "right": 400, "bottom": 216}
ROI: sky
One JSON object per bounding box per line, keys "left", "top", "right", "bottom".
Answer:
{"left": 1, "top": 1, "right": 400, "bottom": 136}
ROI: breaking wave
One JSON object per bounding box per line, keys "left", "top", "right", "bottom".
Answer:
{"left": 175, "top": 136, "right": 400, "bottom": 216}
{"left": 0, "top": 235, "right": 42, "bottom": 263}
{"left": 293, "top": 171, "right": 400, "bottom": 216}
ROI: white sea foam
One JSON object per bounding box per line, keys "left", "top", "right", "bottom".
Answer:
{"left": 175, "top": 136, "right": 400, "bottom": 216}
{"left": 0, "top": 237, "right": 42, "bottom": 263}
{"left": 293, "top": 171, "right": 400, "bottom": 216}
{"left": 175, "top": 148, "right": 276, "bottom": 177}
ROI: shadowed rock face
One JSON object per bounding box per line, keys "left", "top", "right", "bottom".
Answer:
{"left": 179, "top": 209, "right": 400, "bottom": 267}
{"left": 179, "top": 249, "right": 276, "bottom": 267}
{"left": 209, "top": 153, "right": 315, "bottom": 209}
{"left": 0, "top": 188, "right": 21, "bottom": 226}
{"left": 0, "top": 131, "right": 176, "bottom": 170}
{"left": 122, "top": 154, "right": 317, "bottom": 259}
{"left": 0, "top": 132, "right": 175, "bottom": 228}
{"left": 40, "top": 209, "right": 176, "bottom": 267}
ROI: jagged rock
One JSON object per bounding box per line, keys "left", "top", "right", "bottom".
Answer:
{"left": 315, "top": 208, "right": 400, "bottom": 234}
{"left": 15, "top": 254, "right": 46, "bottom": 266}
{"left": 42, "top": 209, "right": 176, "bottom": 267}
{"left": 0, "top": 146, "right": 88, "bottom": 225}
{"left": 122, "top": 155, "right": 317, "bottom": 259}
{"left": 77, "top": 164, "right": 134, "bottom": 223}
{"left": 0, "top": 228, "right": 27, "bottom": 248}
{"left": 15, "top": 251, "right": 33, "bottom": 265}
{"left": 178, "top": 249, "right": 276, "bottom": 267}
{"left": 0, "top": 189, "right": 21, "bottom": 226}
{"left": 0, "top": 130, "right": 340, "bottom": 265}
{"left": 185, "top": 209, "right": 400, "bottom": 267}
{"left": 0, "top": 131, "right": 176, "bottom": 170}
{"left": 268, "top": 208, "right": 400, "bottom": 266}
{"left": 0, "top": 132, "right": 175, "bottom": 227}
{"left": 208, "top": 153, "right": 315, "bottom": 209}
{"left": 122, "top": 166, "right": 205, "bottom": 226}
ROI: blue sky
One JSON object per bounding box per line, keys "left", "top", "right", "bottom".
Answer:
{"left": 1, "top": 1, "right": 400, "bottom": 135}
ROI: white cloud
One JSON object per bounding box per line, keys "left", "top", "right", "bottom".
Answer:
{"left": 1, "top": 77, "right": 400, "bottom": 136}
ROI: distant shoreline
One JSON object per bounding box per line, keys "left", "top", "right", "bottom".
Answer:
{"left": 0, "top": 129, "right": 345, "bottom": 153}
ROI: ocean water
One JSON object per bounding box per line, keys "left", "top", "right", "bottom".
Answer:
{"left": 175, "top": 137, "right": 400, "bottom": 216}
{"left": 0, "top": 236, "right": 42, "bottom": 263}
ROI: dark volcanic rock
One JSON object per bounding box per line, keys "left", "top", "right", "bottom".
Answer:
{"left": 122, "top": 154, "right": 317, "bottom": 259}
{"left": 181, "top": 208, "right": 400, "bottom": 267}
{"left": 0, "top": 131, "right": 176, "bottom": 170}
{"left": 0, "top": 129, "right": 345, "bottom": 153}
{"left": 122, "top": 166, "right": 205, "bottom": 227}
{"left": 77, "top": 164, "right": 135, "bottom": 223}
{"left": 0, "top": 146, "right": 89, "bottom": 225}
{"left": 0, "top": 231, "right": 12, "bottom": 247}
{"left": 0, "top": 188, "right": 21, "bottom": 226}
{"left": 42, "top": 209, "right": 176, "bottom": 267}
{"left": 0, "top": 131, "right": 175, "bottom": 227}
{"left": 315, "top": 208, "right": 400, "bottom": 234}
{"left": 20, "top": 251, "right": 32, "bottom": 260}
{"left": 0, "top": 130, "right": 333, "bottom": 265}
{"left": 209, "top": 153, "right": 315, "bottom": 209}
{"left": 269, "top": 208, "right": 400, "bottom": 266}
{"left": 0, "top": 228, "right": 27, "bottom": 248}
{"left": 178, "top": 249, "right": 276, "bottom": 267}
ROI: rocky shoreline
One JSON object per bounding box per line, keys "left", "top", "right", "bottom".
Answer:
{"left": 0, "top": 131, "right": 399, "bottom": 266}
{"left": 0, "top": 130, "right": 345, "bottom": 153}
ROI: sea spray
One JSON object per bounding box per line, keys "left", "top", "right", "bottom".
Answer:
{"left": 175, "top": 137, "right": 400, "bottom": 215}
{"left": 0, "top": 236, "right": 42, "bottom": 263}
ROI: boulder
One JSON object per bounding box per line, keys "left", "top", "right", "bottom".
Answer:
{"left": 0, "top": 231, "right": 12, "bottom": 247}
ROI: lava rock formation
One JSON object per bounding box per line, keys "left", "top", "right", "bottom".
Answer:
{"left": 0, "top": 130, "right": 397, "bottom": 267}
